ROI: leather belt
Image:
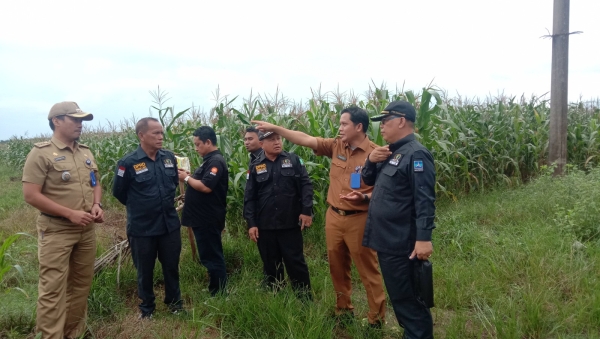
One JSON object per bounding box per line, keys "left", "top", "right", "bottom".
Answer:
{"left": 41, "top": 212, "right": 69, "bottom": 221}
{"left": 331, "top": 206, "right": 364, "bottom": 216}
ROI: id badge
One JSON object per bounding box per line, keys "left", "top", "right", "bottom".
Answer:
{"left": 350, "top": 173, "right": 361, "bottom": 189}
{"left": 90, "top": 170, "right": 97, "bottom": 187}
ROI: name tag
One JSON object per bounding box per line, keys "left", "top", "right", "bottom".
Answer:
{"left": 337, "top": 154, "right": 347, "bottom": 161}
{"left": 164, "top": 159, "right": 174, "bottom": 168}
{"left": 134, "top": 162, "right": 148, "bottom": 174}
{"left": 282, "top": 159, "right": 293, "bottom": 168}
{"left": 256, "top": 163, "right": 267, "bottom": 174}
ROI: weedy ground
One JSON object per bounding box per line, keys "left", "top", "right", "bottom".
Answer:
{"left": 2, "top": 164, "right": 600, "bottom": 339}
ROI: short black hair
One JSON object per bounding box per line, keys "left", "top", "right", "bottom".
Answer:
{"left": 193, "top": 126, "right": 217, "bottom": 146}
{"left": 49, "top": 116, "right": 65, "bottom": 131}
{"left": 245, "top": 126, "right": 259, "bottom": 135}
{"left": 135, "top": 117, "right": 160, "bottom": 136}
{"left": 341, "top": 106, "right": 369, "bottom": 133}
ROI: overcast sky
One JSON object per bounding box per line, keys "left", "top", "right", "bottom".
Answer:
{"left": 0, "top": 0, "right": 598, "bottom": 140}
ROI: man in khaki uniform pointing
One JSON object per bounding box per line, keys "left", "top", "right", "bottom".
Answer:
{"left": 22, "top": 101, "right": 104, "bottom": 339}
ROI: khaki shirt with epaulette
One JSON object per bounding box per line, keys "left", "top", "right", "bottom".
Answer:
{"left": 22, "top": 137, "right": 99, "bottom": 212}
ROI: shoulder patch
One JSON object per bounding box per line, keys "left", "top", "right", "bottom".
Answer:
{"left": 34, "top": 141, "right": 51, "bottom": 148}
{"left": 413, "top": 160, "right": 424, "bottom": 172}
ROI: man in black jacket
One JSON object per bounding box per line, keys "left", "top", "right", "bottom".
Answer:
{"left": 243, "top": 131, "right": 313, "bottom": 298}
{"left": 178, "top": 126, "right": 229, "bottom": 296}
{"left": 360, "top": 101, "right": 436, "bottom": 339}
{"left": 112, "top": 117, "right": 182, "bottom": 319}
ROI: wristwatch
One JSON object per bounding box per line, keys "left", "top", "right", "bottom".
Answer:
{"left": 184, "top": 176, "right": 190, "bottom": 183}
{"left": 93, "top": 202, "right": 103, "bottom": 209}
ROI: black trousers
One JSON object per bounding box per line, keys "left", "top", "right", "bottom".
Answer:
{"left": 257, "top": 227, "right": 311, "bottom": 296}
{"left": 378, "top": 252, "right": 433, "bottom": 339}
{"left": 129, "top": 229, "right": 182, "bottom": 315}
{"left": 192, "top": 224, "right": 227, "bottom": 296}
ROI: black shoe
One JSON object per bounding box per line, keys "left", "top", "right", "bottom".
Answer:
{"left": 138, "top": 312, "right": 153, "bottom": 320}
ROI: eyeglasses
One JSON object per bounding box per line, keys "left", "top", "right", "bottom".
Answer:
{"left": 380, "top": 114, "right": 404, "bottom": 125}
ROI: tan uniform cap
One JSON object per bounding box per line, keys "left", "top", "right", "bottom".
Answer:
{"left": 48, "top": 101, "right": 93, "bottom": 121}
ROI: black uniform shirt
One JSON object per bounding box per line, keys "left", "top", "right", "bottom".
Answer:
{"left": 181, "top": 150, "right": 228, "bottom": 228}
{"left": 361, "top": 134, "right": 436, "bottom": 255}
{"left": 112, "top": 146, "right": 181, "bottom": 237}
{"left": 243, "top": 151, "right": 313, "bottom": 230}
{"left": 250, "top": 148, "right": 264, "bottom": 164}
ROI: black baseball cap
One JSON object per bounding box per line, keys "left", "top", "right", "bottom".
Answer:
{"left": 258, "top": 131, "right": 275, "bottom": 141}
{"left": 371, "top": 101, "right": 416, "bottom": 122}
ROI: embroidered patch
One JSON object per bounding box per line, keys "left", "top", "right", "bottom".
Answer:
{"left": 282, "top": 159, "right": 293, "bottom": 168}
{"left": 133, "top": 162, "right": 148, "bottom": 174}
{"left": 299, "top": 158, "right": 305, "bottom": 166}
{"left": 210, "top": 167, "right": 218, "bottom": 176}
{"left": 256, "top": 163, "right": 267, "bottom": 174}
{"left": 337, "top": 154, "right": 347, "bottom": 162}
{"left": 413, "top": 160, "right": 424, "bottom": 172}
{"left": 164, "top": 158, "right": 174, "bottom": 168}
{"left": 54, "top": 156, "right": 66, "bottom": 162}
{"left": 389, "top": 154, "right": 402, "bottom": 166}
{"left": 117, "top": 166, "right": 125, "bottom": 177}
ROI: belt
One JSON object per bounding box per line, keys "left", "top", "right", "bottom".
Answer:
{"left": 40, "top": 212, "right": 69, "bottom": 221}
{"left": 331, "top": 206, "right": 364, "bottom": 216}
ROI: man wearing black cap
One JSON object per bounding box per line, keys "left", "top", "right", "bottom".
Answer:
{"left": 243, "top": 131, "right": 313, "bottom": 298}
{"left": 361, "top": 101, "right": 436, "bottom": 338}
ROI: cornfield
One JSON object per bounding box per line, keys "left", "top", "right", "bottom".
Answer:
{"left": 3, "top": 85, "right": 599, "bottom": 232}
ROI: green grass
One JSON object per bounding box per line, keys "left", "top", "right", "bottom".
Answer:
{"left": 2, "top": 165, "right": 600, "bottom": 338}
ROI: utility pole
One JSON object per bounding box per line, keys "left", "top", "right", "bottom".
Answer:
{"left": 548, "top": 0, "right": 570, "bottom": 175}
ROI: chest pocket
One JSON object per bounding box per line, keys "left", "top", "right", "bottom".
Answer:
{"left": 51, "top": 162, "right": 76, "bottom": 185}
{"left": 165, "top": 169, "right": 176, "bottom": 177}
{"left": 381, "top": 165, "right": 398, "bottom": 177}
{"left": 256, "top": 172, "right": 269, "bottom": 183}
{"left": 280, "top": 168, "right": 295, "bottom": 177}
{"left": 134, "top": 171, "right": 158, "bottom": 197}
{"left": 331, "top": 160, "right": 347, "bottom": 178}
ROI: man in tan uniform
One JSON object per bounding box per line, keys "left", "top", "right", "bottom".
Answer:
{"left": 22, "top": 101, "right": 104, "bottom": 339}
{"left": 252, "top": 106, "right": 386, "bottom": 327}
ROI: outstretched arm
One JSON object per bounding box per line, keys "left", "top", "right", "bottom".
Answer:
{"left": 252, "top": 120, "right": 318, "bottom": 151}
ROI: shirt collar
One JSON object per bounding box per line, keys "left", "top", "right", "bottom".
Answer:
{"left": 389, "top": 133, "right": 416, "bottom": 150}
{"left": 203, "top": 149, "right": 221, "bottom": 160}
{"left": 251, "top": 148, "right": 263, "bottom": 158}
{"left": 135, "top": 145, "right": 166, "bottom": 160}
{"left": 50, "top": 136, "right": 79, "bottom": 151}
{"left": 345, "top": 135, "right": 371, "bottom": 152}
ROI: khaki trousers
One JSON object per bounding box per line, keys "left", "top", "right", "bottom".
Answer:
{"left": 36, "top": 215, "right": 96, "bottom": 339}
{"left": 325, "top": 207, "right": 386, "bottom": 324}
